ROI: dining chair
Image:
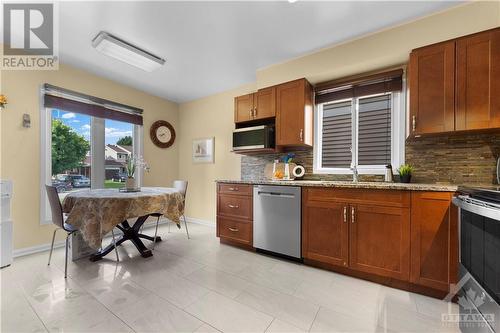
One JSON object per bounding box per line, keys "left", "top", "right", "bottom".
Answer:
{"left": 45, "top": 185, "right": 120, "bottom": 278}
{"left": 151, "top": 180, "right": 189, "bottom": 249}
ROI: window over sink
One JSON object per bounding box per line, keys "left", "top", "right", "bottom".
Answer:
{"left": 313, "top": 69, "right": 406, "bottom": 175}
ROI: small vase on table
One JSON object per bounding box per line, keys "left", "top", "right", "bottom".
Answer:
{"left": 125, "top": 177, "right": 136, "bottom": 190}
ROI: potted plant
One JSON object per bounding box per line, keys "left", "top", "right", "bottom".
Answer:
{"left": 125, "top": 156, "right": 149, "bottom": 190}
{"left": 398, "top": 164, "right": 414, "bottom": 183}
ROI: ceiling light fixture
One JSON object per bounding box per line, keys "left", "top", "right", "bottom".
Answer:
{"left": 92, "top": 31, "right": 165, "bottom": 72}
{"left": 288, "top": 0, "right": 298, "bottom": 3}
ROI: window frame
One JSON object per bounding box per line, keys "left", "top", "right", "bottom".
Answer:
{"left": 39, "top": 89, "right": 143, "bottom": 225}
{"left": 313, "top": 89, "right": 406, "bottom": 176}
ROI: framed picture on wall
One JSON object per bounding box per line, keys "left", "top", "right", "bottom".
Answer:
{"left": 192, "top": 137, "right": 214, "bottom": 163}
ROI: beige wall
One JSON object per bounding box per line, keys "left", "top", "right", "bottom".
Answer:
{"left": 1, "top": 64, "right": 179, "bottom": 250}
{"left": 178, "top": 83, "right": 255, "bottom": 222}
{"left": 177, "top": 1, "right": 500, "bottom": 224}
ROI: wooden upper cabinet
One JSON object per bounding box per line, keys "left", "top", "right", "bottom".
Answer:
{"left": 302, "top": 189, "right": 349, "bottom": 268}
{"left": 409, "top": 41, "right": 455, "bottom": 136}
{"left": 456, "top": 29, "right": 500, "bottom": 131}
{"left": 276, "top": 78, "right": 313, "bottom": 147}
{"left": 254, "top": 87, "right": 276, "bottom": 120}
{"left": 349, "top": 204, "right": 410, "bottom": 280}
{"left": 234, "top": 87, "right": 276, "bottom": 123}
{"left": 234, "top": 93, "right": 255, "bottom": 123}
{"left": 410, "top": 192, "right": 458, "bottom": 292}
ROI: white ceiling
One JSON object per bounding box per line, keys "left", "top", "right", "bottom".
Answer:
{"left": 58, "top": 1, "right": 460, "bottom": 103}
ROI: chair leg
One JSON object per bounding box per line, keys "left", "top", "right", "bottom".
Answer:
{"left": 64, "top": 233, "right": 70, "bottom": 279}
{"left": 183, "top": 215, "right": 190, "bottom": 239}
{"left": 47, "top": 228, "right": 58, "bottom": 266}
{"left": 168, "top": 219, "right": 171, "bottom": 233}
{"left": 111, "top": 229, "right": 120, "bottom": 262}
{"left": 152, "top": 215, "right": 160, "bottom": 250}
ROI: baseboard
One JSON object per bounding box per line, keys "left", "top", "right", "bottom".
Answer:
{"left": 185, "top": 216, "right": 215, "bottom": 227}
{"left": 12, "top": 216, "right": 213, "bottom": 258}
{"left": 13, "top": 240, "right": 66, "bottom": 258}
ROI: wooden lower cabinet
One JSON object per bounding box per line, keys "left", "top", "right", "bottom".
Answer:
{"left": 216, "top": 183, "right": 253, "bottom": 247}
{"left": 349, "top": 204, "right": 410, "bottom": 280}
{"left": 302, "top": 187, "right": 457, "bottom": 296}
{"left": 217, "top": 216, "right": 252, "bottom": 246}
{"left": 302, "top": 193, "right": 349, "bottom": 267}
{"left": 410, "top": 192, "right": 458, "bottom": 292}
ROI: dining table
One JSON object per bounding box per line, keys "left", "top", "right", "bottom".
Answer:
{"left": 62, "top": 187, "right": 184, "bottom": 261}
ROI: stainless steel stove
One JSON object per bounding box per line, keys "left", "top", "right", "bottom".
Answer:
{"left": 453, "top": 186, "right": 500, "bottom": 333}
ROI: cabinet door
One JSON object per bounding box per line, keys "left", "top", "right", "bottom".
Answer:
{"left": 254, "top": 87, "right": 276, "bottom": 120}
{"left": 410, "top": 192, "right": 457, "bottom": 291}
{"left": 234, "top": 93, "right": 255, "bottom": 123}
{"left": 456, "top": 29, "right": 500, "bottom": 130}
{"left": 349, "top": 204, "right": 410, "bottom": 280}
{"left": 276, "top": 79, "right": 313, "bottom": 146}
{"left": 302, "top": 193, "right": 349, "bottom": 267}
{"left": 409, "top": 42, "right": 455, "bottom": 135}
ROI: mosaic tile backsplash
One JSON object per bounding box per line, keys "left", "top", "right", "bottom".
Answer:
{"left": 241, "top": 133, "right": 500, "bottom": 185}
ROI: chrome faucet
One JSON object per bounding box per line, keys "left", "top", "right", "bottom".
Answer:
{"left": 351, "top": 165, "right": 359, "bottom": 183}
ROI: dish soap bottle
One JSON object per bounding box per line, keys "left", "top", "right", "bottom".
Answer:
{"left": 384, "top": 164, "right": 394, "bottom": 183}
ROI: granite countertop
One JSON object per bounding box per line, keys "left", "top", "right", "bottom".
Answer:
{"left": 216, "top": 179, "right": 458, "bottom": 192}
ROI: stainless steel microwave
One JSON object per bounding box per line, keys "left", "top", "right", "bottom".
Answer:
{"left": 232, "top": 125, "right": 275, "bottom": 151}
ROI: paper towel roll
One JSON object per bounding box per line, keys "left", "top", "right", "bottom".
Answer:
{"left": 292, "top": 165, "right": 305, "bottom": 178}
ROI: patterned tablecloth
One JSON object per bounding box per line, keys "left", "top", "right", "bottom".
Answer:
{"left": 62, "top": 187, "right": 184, "bottom": 249}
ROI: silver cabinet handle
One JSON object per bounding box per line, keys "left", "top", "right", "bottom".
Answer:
{"left": 351, "top": 206, "right": 355, "bottom": 224}
{"left": 299, "top": 129, "right": 303, "bottom": 141}
{"left": 227, "top": 204, "right": 239, "bottom": 209}
{"left": 228, "top": 187, "right": 239, "bottom": 191}
{"left": 249, "top": 109, "right": 253, "bottom": 119}
{"left": 228, "top": 227, "right": 239, "bottom": 232}
{"left": 412, "top": 115, "right": 416, "bottom": 132}
{"left": 253, "top": 107, "right": 257, "bottom": 118}
{"left": 343, "top": 206, "right": 347, "bottom": 223}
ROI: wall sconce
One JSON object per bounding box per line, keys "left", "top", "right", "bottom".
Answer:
{"left": 22, "top": 114, "right": 31, "bottom": 128}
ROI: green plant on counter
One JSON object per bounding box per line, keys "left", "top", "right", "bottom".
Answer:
{"left": 397, "top": 164, "right": 414, "bottom": 176}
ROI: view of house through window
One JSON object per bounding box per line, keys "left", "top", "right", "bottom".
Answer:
{"left": 50, "top": 109, "right": 135, "bottom": 199}
{"left": 105, "top": 119, "right": 134, "bottom": 189}
{"left": 51, "top": 110, "right": 92, "bottom": 199}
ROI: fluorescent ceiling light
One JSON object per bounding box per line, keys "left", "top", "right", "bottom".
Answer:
{"left": 92, "top": 31, "right": 165, "bottom": 72}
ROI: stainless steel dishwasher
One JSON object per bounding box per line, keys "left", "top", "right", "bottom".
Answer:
{"left": 253, "top": 185, "right": 301, "bottom": 259}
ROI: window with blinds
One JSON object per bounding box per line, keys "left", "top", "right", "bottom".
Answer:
{"left": 314, "top": 68, "right": 405, "bottom": 175}
{"left": 357, "top": 94, "right": 391, "bottom": 166}
{"left": 321, "top": 100, "right": 352, "bottom": 168}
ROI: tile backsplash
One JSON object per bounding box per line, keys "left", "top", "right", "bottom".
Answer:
{"left": 241, "top": 133, "right": 500, "bottom": 185}
{"left": 406, "top": 133, "right": 500, "bottom": 185}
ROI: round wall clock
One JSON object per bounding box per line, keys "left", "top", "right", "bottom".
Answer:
{"left": 150, "top": 120, "right": 176, "bottom": 148}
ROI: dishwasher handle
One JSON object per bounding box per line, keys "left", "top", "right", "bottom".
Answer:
{"left": 257, "top": 191, "right": 295, "bottom": 199}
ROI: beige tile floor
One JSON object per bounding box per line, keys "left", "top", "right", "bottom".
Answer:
{"left": 1, "top": 223, "right": 460, "bottom": 333}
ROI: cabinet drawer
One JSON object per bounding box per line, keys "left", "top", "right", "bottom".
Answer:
{"left": 306, "top": 187, "right": 410, "bottom": 208}
{"left": 218, "top": 194, "right": 252, "bottom": 220}
{"left": 217, "top": 217, "right": 252, "bottom": 245}
{"left": 218, "top": 183, "right": 252, "bottom": 196}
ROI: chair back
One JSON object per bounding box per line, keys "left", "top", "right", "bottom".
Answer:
{"left": 45, "top": 185, "right": 65, "bottom": 229}
{"left": 173, "top": 180, "right": 188, "bottom": 200}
